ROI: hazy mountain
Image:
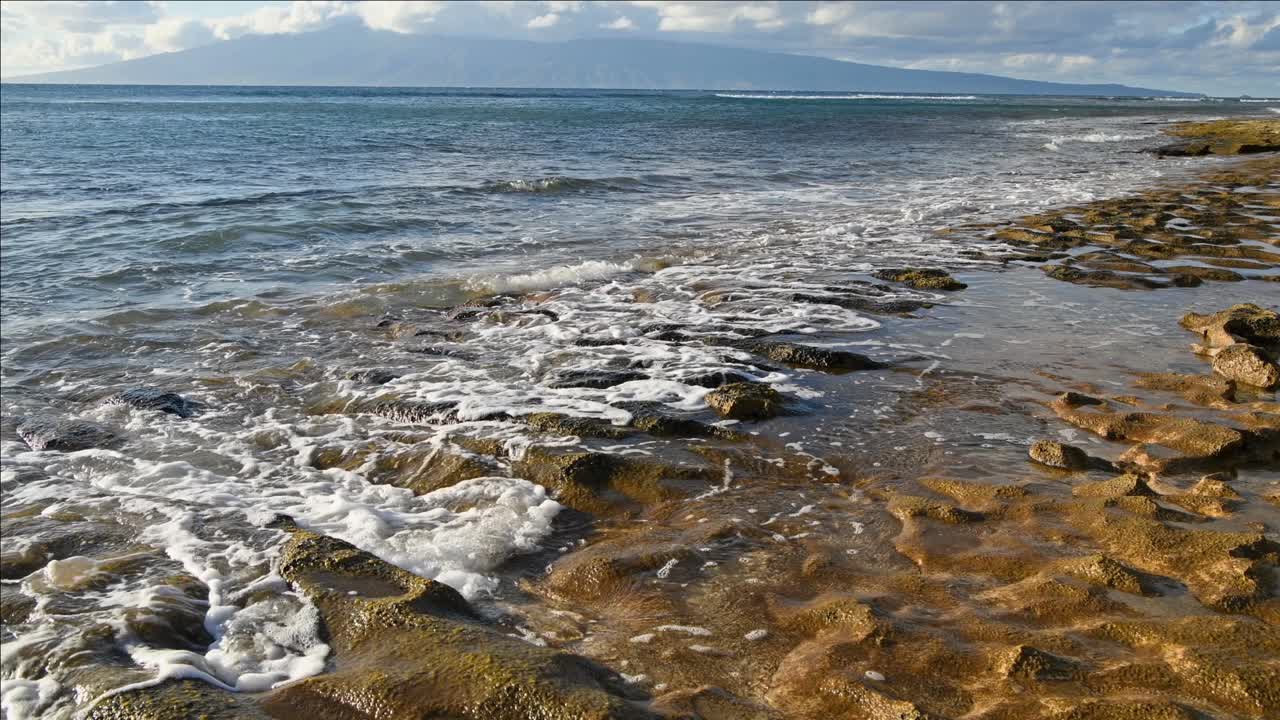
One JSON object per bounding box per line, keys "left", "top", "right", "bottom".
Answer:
{"left": 8, "top": 23, "right": 1196, "bottom": 96}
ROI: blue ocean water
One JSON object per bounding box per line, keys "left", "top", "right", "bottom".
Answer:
{"left": 1, "top": 85, "right": 1265, "bottom": 328}
{"left": 0, "top": 85, "right": 1273, "bottom": 719}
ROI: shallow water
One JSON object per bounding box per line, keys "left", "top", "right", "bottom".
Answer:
{"left": 0, "top": 86, "right": 1275, "bottom": 718}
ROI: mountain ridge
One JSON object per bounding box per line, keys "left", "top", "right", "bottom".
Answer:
{"left": 5, "top": 24, "right": 1199, "bottom": 97}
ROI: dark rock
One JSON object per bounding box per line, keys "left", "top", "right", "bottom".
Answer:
{"left": 680, "top": 370, "right": 755, "bottom": 388}
{"left": 367, "top": 399, "right": 461, "bottom": 424}
{"left": 15, "top": 417, "right": 120, "bottom": 452}
{"left": 873, "top": 268, "right": 967, "bottom": 291}
{"left": 345, "top": 369, "right": 399, "bottom": 385}
{"left": 546, "top": 369, "right": 648, "bottom": 390}
{"left": 613, "top": 400, "right": 737, "bottom": 439}
{"left": 106, "top": 388, "right": 199, "bottom": 418}
{"left": 705, "top": 382, "right": 783, "bottom": 420}
{"left": 736, "top": 340, "right": 886, "bottom": 372}
{"left": 999, "top": 645, "right": 1082, "bottom": 681}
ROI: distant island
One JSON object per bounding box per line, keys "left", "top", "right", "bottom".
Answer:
{"left": 7, "top": 22, "right": 1197, "bottom": 97}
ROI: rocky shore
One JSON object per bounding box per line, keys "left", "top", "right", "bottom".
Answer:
{"left": 6, "top": 120, "right": 1278, "bottom": 720}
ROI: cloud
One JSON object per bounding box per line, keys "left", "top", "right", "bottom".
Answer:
{"left": 602, "top": 16, "right": 635, "bottom": 31}
{"left": 527, "top": 12, "right": 559, "bottom": 29}
{"left": 143, "top": 17, "right": 216, "bottom": 53}
{"left": 1, "top": 0, "right": 161, "bottom": 33}
{"left": 630, "top": 1, "right": 787, "bottom": 33}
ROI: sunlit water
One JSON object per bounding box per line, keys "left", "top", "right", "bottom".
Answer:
{"left": 0, "top": 85, "right": 1269, "bottom": 718}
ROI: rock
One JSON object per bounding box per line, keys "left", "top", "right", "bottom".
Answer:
{"left": 345, "top": 369, "right": 399, "bottom": 385}
{"left": 613, "top": 401, "right": 734, "bottom": 439}
{"left": 888, "top": 495, "right": 983, "bottom": 523}
{"left": 1072, "top": 475, "right": 1155, "bottom": 499}
{"left": 1052, "top": 398, "right": 1245, "bottom": 461}
{"left": 1191, "top": 477, "right": 1241, "bottom": 499}
{"left": 1042, "top": 265, "right": 1167, "bottom": 290}
{"left": 1028, "top": 440, "right": 1090, "bottom": 470}
{"left": 1134, "top": 372, "right": 1234, "bottom": 406}
{"left": 1056, "top": 554, "right": 1149, "bottom": 596}
{"left": 260, "top": 527, "right": 659, "bottom": 720}
{"left": 1163, "top": 118, "right": 1280, "bottom": 154}
{"left": 736, "top": 340, "right": 886, "bottom": 372}
{"left": 106, "top": 388, "right": 198, "bottom": 418}
{"left": 705, "top": 382, "right": 783, "bottom": 420}
{"left": 1179, "top": 304, "right": 1280, "bottom": 351}
{"left": 680, "top": 370, "right": 755, "bottom": 388}
{"left": 998, "top": 645, "right": 1082, "bottom": 681}
{"left": 1211, "top": 344, "right": 1279, "bottom": 389}
{"left": 872, "top": 268, "right": 967, "bottom": 291}
{"left": 546, "top": 369, "right": 648, "bottom": 390}
{"left": 653, "top": 686, "right": 781, "bottom": 720}
{"left": 522, "top": 412, "right": 630, "bottom": 440}
{"left": 1158, "top": 265, "right": 1244, "bottom": 282}
{"left": 514, "top": 447, "right": 716, "bottom": 514}
{"left": 15, "top": 417, "right": 119, "bottom": 452}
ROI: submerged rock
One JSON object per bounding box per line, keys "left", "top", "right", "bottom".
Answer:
{"left": 15, "top": 417, "right": 119, "bottom": 452}
{"left": 1211, "top": 344, "right": 1279, "bottom": 389}
{"left": 345, "top": 368, "right": 400, "bottom": 385}
{"left": 872, "top": 268, "right": 967, "bottom": 291}
{"left": 1028, "top": 439, "right": 1090, "bottom": 470}
{"left": 705, "top": 382, "right": 783, "bottom": 420}
{"left": 106, "top": 388, "right": 199, "bottom": 418}
{"left": 523, "top": 412, "right": 631, "bottom": 440}
{"left": 257, "top": 527, "right": 659, "bottom": 720}
{"left": 999, "top": 645, "right": 1082, "bottom": 682}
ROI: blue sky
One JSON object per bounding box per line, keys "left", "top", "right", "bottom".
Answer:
{"left": 2, "top": 1, "right": 1277, "bottom": 94}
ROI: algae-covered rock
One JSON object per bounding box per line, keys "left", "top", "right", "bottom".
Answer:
{"left": 705, "top": 382, "right": 783, "bottom": 420}
{"left": 873, "top": 268, "right": 967, "bottom": 291}
{"left": 514, "top": 446, "right": 716, "bottom": 514}
{"left": 1163, "top": 118, "right": 1280, "bottom": 154}
{"left": 1211, "top": 344, "right": 1279, "bottom": 389}
{"left": 735, "top": 340, "right": 886, "bottom": 372}
{"left": 1051, "top": 397, "right": 1245, "bottom": 460}
{"left": 1028, "top": 440, "right": 1090, "bottom": 470}
{"left": 15, "top": 417, "right": 120, "bottom": 452}
{"left": 260, "top": 528, "right": 660, "bottom": 720}
{"left": 1055, "top": 554, "right": 1150, "bottom": 596}
{"left": 523, "top": 412, "right": 631, "bottom": 440}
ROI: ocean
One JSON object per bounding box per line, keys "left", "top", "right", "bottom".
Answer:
{"left": 0, "top": 85, "right": 1274, "bottom": 718}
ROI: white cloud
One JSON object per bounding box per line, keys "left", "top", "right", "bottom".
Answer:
{"left": 143, "top": 17, "right": 215, "bottom": 53}
{"left": 807, "top": 3, "right": 853, "bottom": 28}
{"left": 354, "top": 1, "right": 446, "bottom": 33}
{"left": 603, "top": 16, "right": 635, "bottom": 31}
{"left": 527, "top": 12, "right": 559, "bottom": 29}
{"left": 630, "top": 1, "right": 786, "bottom": 33}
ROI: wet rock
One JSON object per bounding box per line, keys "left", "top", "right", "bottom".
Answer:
{"left": 998, "top": 645, "right": 1082, "bottom": 682}
{"left": 1042, "top": 265, "right": 1167, "bottom": 290}
{"left": 514, "top": 446, "right": 716, "bottom": 514}
{"left": 367, "top": 399, "right": 461, "bottom": 424}
{"left": 889, "top": 495, "right": 983, "bottom": 523}
{"left": 344, "top": 368, "right": 399, "bottom": 385}
{"left": 919, "top": 477, "right": 1028, "bottom": 505}
{"left": 1055, "top": 554, "right": 1150, "bottom": 596}
{"left": 872, "top": 268, "right": 967, "bottom": 291}
{"left": 1158, "top": 265, "right": 1244, "bottom": 282}
{"left": 1163, "top": 118, "right": 1280, "bottom": 154}
{"left": 88, "top": 680, "right": 274, "bottom": 720}
{"left": 1052, "top": 397, "right": 1245, "bottom": 460}
{"left": 1190, "top": 477, "right": 1241, "bottom": 499}
{"left": 1211, "top": 344, "right": 1279, "bottom": 389}
{"left": 613, "top": 401, "right": 735, "bottom": 439}
{"left": 523, "top": 412, "right": 630, "bottom": 440}
{"left": 1072, "top": 475, "right": 1155, "bottom": 499}
{"left": 546, "top": 369, "right": 648, "bottom": 390}
{"left": 1043, "top": 701, "right": 1200, "bottom": 720}
{"left": 15, "top": 417, "right": 119, "bottom": 452}
{"left": 262, "top": 528, "right": 658, "bottom": 720}
{"left": 1134, "top": 372, "right": 1234, "bottom": 406}
{"left": 653, "top": 686, "right": 781, "bottom": 720}
{"left": 1028, "top": 440, "right": 1090, "bottom": 470}
{"left": 705, "top": 382, "right": 782, "bottom": 420}
{"left": 769, "top": 593, "right": 881, "bottom": 637}
{"left": 736, "top": 340, "right": 886, "bottom": 372}
{"left": 680, "top": 370, "right": 755, "bottom": 388}
{"left": 1179, "top": 304, "right": 1279, "bottom": 351}
{"left": 106, "top": 388, "right": 198, "bottom": 418}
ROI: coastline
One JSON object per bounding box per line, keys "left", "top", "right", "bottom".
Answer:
{"left": 5, "top": 119, "right": 1278, "bottom": 720}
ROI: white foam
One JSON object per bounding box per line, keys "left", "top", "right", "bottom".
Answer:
{"left": 470, "top": 259, "right": 639, "bottom": 294}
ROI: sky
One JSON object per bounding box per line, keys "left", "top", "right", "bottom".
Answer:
{"left": 1, "top": 1, "right": 1277, "bottom": 95}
